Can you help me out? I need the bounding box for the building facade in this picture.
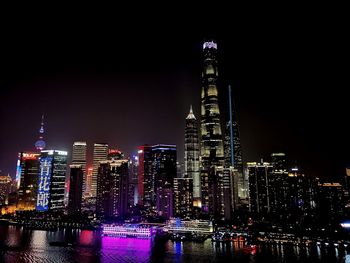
[137,145,153,207]
[247,161,274,215]
[71,142,87,196]
[152,144,177,219]
[16,152,40,211]
[96,159,129,219]
[184,106,200,207]
[36,150,68,211]
[200,40,225,217]
[92,143,109,199]
[174,177,193,218]
[68,164,84,214]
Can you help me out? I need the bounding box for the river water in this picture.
[0,225,349,262]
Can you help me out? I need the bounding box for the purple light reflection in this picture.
[101,236,152,262]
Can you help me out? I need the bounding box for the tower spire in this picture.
[35,114,46,151]
[186,105,196,120]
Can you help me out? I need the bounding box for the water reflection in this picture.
[0,225,349,263]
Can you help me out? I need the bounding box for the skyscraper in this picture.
[96,158,129,219]
[152,144,177,219]
[224,85,245,200]
[137,145,153,207]
[129,154,139,207]
[36,150,68,211]
[0,174,13,206]
[92,143,108,199]
[247,161,273,215]
[71,142,87,196]
[174,177,193,218]
[17,152,40,211]
[200,40,224,217]
[68,165,83,215]
[85,167,93,198]
[184,105,200,207]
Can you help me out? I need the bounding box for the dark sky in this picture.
[0,6,348,180]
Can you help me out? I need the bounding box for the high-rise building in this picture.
[16,152,40,211]
[247,161,274,215]
[92,143,108,199]
[184,106,200,207]
[152,144,177,219]
[85,167,93,198]
[200,40,225,217]
[285,167,318,225]
[0,174,13,206]
[68,165,83,214]
[128,154,139,207]
[96,159,129,219]
[174,177,193,218]
[36,150,68,211]
[224,85,245,201]
[71,142,87,196]
[137,145,153,207]
[317,182,345,227]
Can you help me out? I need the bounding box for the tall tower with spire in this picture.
[184,105,200,207]
[35,115,46,151]
[200,40,225,217]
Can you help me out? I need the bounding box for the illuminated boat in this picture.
[101,224,156,239]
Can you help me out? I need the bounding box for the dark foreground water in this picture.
[0,225,349,263]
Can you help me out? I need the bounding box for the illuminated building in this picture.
[108,149,124,160]
[129,154,139,206]
[92,143,109,199]
[268,153,289,217]
[36,150,68,211]
[102,224,156,238]
[68,164,83,214]
[200,40,225,217]
[152,144,176,219]
[184,106,200,207]
[224,85,245,202]
[174,177,193,218]
[71,142,87,196]
[96,158,129,219]
[247,161,273,214]
[137,145,152,207]
[285,167,318,224]
[0,174,12,206]
[221,167,239,220]
[17,152,40,211]
[317,182,345,226]
[85,167,93,198]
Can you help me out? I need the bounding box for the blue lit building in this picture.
[36,150,68,212]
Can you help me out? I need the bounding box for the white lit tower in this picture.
[200,40,225,218]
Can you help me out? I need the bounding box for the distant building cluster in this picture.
[1,40,349,230]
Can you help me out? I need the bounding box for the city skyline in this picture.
[0,11,348,181]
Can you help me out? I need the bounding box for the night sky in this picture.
[0,6,348,180]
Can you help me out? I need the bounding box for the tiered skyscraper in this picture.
[184,106,200,207]
[200,40,225,217]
